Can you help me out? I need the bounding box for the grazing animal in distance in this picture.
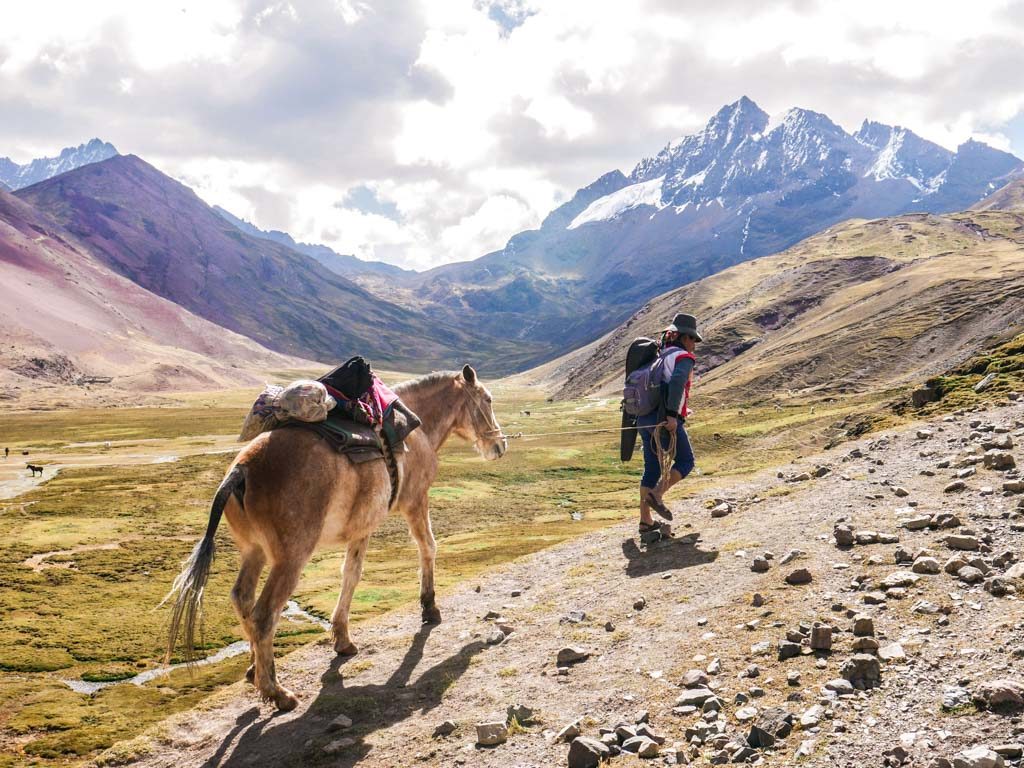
[27,464,43,477]
[164,365,507,711]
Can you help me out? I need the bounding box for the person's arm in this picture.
[663,355,694,419]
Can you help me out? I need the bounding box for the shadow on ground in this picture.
[620,533,718,578]
[203,625,486,767]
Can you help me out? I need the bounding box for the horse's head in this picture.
[454,364,507,461]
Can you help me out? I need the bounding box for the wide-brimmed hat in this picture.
[664,312,703,342]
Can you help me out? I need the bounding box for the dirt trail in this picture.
[112,402,1024,768]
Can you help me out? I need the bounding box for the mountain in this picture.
[417,97,1024,355]
[213,206,411,282]
[0,187,304,393]
[0,138,118,190]
[971,176,1024,213]
[14,155,544,373]
[527,204,1024,405]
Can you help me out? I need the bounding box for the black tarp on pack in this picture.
[620,337,660,462]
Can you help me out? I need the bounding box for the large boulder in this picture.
[983,450,1016,471]
[676,687,715,707]
[974,679,1024,712]
[1003,562,1024,588]
[840,654,881,690]
[476,721,509,746]
[953,746,1005,768]
[833,523,855,547]
[747,707,793,748]
[567,736,611,768]
[557,646,590,665]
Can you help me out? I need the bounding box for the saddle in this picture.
[277,360,421,508]
[278,401,417,464]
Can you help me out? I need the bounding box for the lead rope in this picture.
[495,422,668,440]
[654,423,677,498]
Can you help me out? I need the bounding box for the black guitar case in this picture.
[620,337,660,462]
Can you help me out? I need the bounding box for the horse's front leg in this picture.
[404,498,440,624]
[331,537,368,656]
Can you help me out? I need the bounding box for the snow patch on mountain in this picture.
[865,128,907,182]
[568,175,665,229]
[765,109,793,135]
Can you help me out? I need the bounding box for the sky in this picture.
[2,0,1024,270]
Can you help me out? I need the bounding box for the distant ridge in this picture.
[0,138,118,190]
[213,205,410,280]
[971,176,1024,213]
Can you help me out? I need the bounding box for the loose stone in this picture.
[557,646,590,666]
[785,568,813,585]
[475,721,509,746]
[567,736,611,768]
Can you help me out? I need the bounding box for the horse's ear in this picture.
[461,364,477,385]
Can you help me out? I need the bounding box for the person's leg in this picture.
[637,414,661,527]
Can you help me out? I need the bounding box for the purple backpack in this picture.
[622,342,669,417]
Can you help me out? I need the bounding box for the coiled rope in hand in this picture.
[654,423,677,497]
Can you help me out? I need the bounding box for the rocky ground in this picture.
[110,399,1024,768]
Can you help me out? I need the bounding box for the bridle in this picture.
[463,386,507,442]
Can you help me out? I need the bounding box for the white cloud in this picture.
[1,0,1023,270]
[439,194,536,262]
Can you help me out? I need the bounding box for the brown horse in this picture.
[164,365,507,711]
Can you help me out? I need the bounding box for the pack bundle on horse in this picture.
[163,362,506,711]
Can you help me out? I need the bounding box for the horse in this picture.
[26,464,43,477]
[164,365,507,711]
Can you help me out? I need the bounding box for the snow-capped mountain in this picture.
[0,138,118,190]
[417,97,1023,352]
[581,96,1019,228]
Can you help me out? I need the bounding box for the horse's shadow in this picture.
[621,532,718,578]
[203,625,485,768]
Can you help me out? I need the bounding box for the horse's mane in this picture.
[393,370,457,395]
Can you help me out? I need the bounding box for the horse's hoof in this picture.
[245,664,255,684]
[335,641,359,657]
[422,606,442,625]
[273,687,299,712]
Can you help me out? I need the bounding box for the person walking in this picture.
[637,313,701,534]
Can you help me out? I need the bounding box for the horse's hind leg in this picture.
[404,500,441,624]
[230,547,266,685]
[249,562,303,711]
[331,537,368,656]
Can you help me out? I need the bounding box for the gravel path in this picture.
[113,401,1024,768]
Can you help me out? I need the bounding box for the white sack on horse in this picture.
[238,380,337,441]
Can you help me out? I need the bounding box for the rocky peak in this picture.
[854,119,895,150]
[706,96,770,144]
[0,138,119,190]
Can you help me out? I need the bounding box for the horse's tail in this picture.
[161,465,246,664]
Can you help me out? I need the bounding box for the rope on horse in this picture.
[381,436,401,509]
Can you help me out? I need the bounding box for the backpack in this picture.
[319,356,373,400]
[622,338,669,417]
